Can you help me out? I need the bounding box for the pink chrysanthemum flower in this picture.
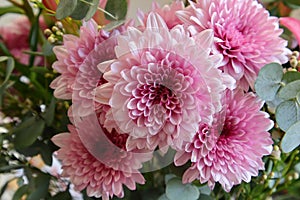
[50,19,123,100]
[95,13,235,152]
[137,0,185,29]
[174,89,273,192]
[52,124,148,200]
[177,0,290,90]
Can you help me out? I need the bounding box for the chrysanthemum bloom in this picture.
[174,89,273,192]
[177,0,290,90]
[95,13,235,152]
[137,0,185,29]
[50,20,115,100]
[52,124,149,199]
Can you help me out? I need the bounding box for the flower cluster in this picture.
[51,0,289,199]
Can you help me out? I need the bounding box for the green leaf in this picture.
[29,11,41,67]
[42,41,54,57]
[27,173,50,200]
[278,80,300,101]
[281,121,300,153]
[282,71,300,84]
[40,144,53,166]
[43,97,56,126]
[85,0,100,21]
[0,6,24,16]
[165,174,176,184]
[69,0,93,20]
[199,194,214,200]
[13,116,45,149]
[12,185,29,200]
[55,0,78,20]
[0,164,25,173]
[103,20,125,31]
[285,0,300,8]
[275,100,300,132]
[0,56,15,107]
[166,178,200,200]
[104,0,128,21]
[49,191,72,200]
[254,63,283,101]
[158,194,170,200]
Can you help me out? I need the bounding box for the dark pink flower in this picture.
[0,15,46,65]
[177,0,290,90]
[175,89,273,192]
[280,17,300,49]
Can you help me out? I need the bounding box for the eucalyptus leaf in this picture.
[103,20,125,31]
[254,63,283,101]
[278,80,300,101]
[104,0,127,21]
[158,194,170,200]
[13,116,45,149]
[199,194,214,200]
[275,100,300,132]
[166,178,200,200]
[281,121,300,153]
[282,71,300,84]
[165,174,176,184]
[70,0,93,20]
[55,0,78,20]
[85,0,100,21]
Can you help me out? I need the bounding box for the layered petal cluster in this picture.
[177,0,290,89]
[95,13,234,152]
[137,0,185,29]
[50,20,118,100]
[52,125,147,200]
[175,89,273,192]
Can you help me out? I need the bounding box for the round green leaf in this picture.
[105,0,128,20]
[278,80,300,100]
[275,100,300,131]
[158,194,170,200]
[166,178,200,200]
[55,0,77,20]
[254,63,283,101]
[281,121,300,153]
[282,71,300,84]
[70,0,92,20]
[84,0,100,21]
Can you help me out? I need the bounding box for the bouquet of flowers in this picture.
[1,0,300,199]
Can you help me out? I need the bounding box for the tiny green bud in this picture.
[290,58,298,68]
[52,26,59,32]
[294,172,299,180]
[292,51,300,58]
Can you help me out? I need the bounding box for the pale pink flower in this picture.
[0,15,46,65]
[174,89,273,192]
[50,20,114,99]
[177,0,290,90]
[137,0,185,29]
[52,124,148,200]
[95,13,235,152]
